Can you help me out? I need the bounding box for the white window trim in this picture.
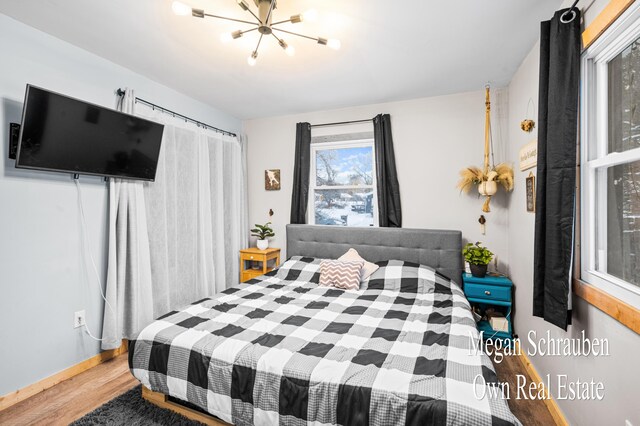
[308,138,379,227]
[581,1,640,309]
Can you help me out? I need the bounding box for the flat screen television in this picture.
[16,85,164,181]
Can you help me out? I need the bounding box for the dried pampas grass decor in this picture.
[457,86,514,213]
[457,167,484,193]
[520,98,536,132]
[520,119,535,132]
[494,163,514,191]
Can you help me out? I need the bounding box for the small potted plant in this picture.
[462,242,494,278]
[251,222,275,250]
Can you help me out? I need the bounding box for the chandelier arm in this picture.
[240,27,259,35]
[271,32,285,44]
[265,0,276,24]
[271,27,319,42]
[255,32,265,54]
[271,18,293,25]
[203,13,259,26]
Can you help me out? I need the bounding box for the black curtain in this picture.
[373,114,402,227]
[290,122,312,224]
[533,8,581,330]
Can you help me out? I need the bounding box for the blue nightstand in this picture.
[462,273,514,344]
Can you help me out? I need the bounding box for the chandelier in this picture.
[171,0,341,66]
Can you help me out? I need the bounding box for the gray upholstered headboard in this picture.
[286,224,463,283]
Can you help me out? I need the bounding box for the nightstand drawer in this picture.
[241,270,264,282]
[464,283,510,302]
[241,253,260,262]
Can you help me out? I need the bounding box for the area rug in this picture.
[71,386,204,426]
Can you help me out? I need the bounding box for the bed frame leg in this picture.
[141,386,232,426]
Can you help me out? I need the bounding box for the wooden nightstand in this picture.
[462,273,514,345]
[240,247,281,283]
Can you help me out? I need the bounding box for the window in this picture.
[308,140,378,226]
[581,3,640,308]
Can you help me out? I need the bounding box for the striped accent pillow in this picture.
[319,260,364,290]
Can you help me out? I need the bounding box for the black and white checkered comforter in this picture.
[129,257,520,426]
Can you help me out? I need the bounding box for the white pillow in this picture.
[319,260,364,291]
[338,248,379,281]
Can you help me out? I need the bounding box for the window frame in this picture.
[308,138,379,227]
[580,1,640,310]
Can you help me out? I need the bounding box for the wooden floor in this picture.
[491,353,557,426]
[0,355,138,426]
[0,352,556,425]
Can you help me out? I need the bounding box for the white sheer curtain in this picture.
[102,90,248,349]
[137,106,248,309]
[102,89,154,350]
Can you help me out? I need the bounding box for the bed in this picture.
[129,225,520,425]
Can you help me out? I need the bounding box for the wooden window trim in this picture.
[575,0,640,335]
[573,279,640,334]
[582,0,635,49]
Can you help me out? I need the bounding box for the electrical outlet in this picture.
[74,310,86,329]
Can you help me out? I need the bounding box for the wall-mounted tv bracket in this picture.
[71,174,108,182]
[9,123,20,159]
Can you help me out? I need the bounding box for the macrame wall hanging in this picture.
[457,85,514,212]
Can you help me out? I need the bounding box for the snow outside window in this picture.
[308,139,379,227]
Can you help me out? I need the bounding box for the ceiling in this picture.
[0,0,561,119]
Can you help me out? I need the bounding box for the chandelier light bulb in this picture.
[171,1,191,16]
[302,9,318,22]
[327,39,341,50]
[222,30,243,43]
[248,51,258,66]
[279,39,294,56]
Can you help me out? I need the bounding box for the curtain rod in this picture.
[310,118,374,128]
[560,0,580,22]
[115,89,237,137]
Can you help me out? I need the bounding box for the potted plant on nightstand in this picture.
[251,222,275,250]
[462,242,494,278]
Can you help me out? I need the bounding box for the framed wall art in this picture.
[265,169,281,190]
[526,172,535,213]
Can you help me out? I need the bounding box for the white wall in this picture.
[0,14,240,395]
[244,90,511,270]
[506,23,640,426]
